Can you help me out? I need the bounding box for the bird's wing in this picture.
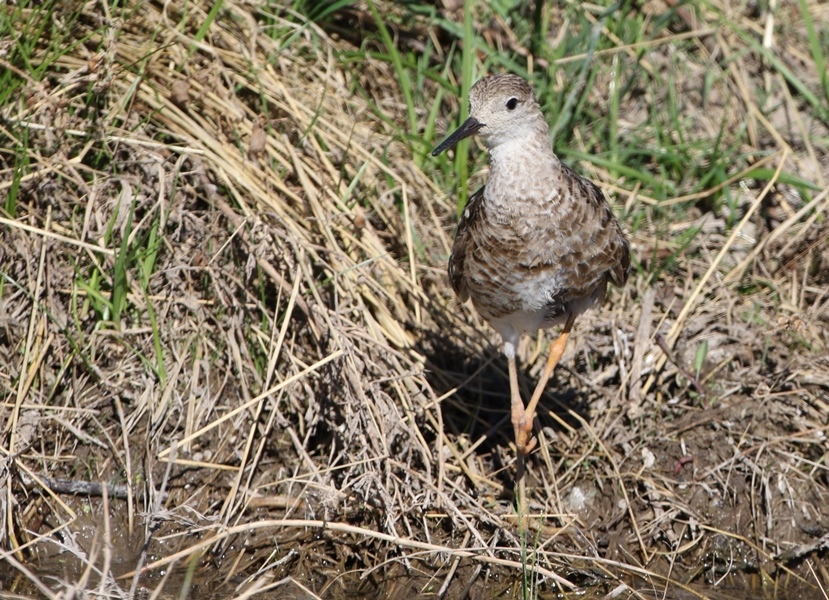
[560,164,631,290]
[448,185,486,303]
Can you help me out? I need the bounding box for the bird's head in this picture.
[432,74,545,156]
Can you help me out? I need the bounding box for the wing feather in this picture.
[448,186,486,303]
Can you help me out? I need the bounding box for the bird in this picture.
[432,74,630,466]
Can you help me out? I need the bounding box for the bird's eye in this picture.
[506,97,519,110]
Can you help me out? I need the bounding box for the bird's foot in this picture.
[515,413,537,456]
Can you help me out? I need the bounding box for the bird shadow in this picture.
[415,309,592,494]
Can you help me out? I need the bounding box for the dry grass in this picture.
[1,0,828,598]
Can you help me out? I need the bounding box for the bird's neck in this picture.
[485,137,562,211]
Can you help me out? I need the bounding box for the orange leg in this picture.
[516,313,576,455]
[507,352,524,458]
[507,351,529,529]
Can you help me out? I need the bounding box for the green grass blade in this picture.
[111,198,136,327]
[194,0,223,42]
[366,0,417,136]
[734,27,829,123]
[743,168,821,190]
[455,0,476,214]
[797,0,829,105]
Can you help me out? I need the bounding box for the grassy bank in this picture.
[1,0,827,598]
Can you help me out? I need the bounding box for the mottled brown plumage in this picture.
[433,74,629,460]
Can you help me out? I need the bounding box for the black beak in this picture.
[431,116,483,156]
